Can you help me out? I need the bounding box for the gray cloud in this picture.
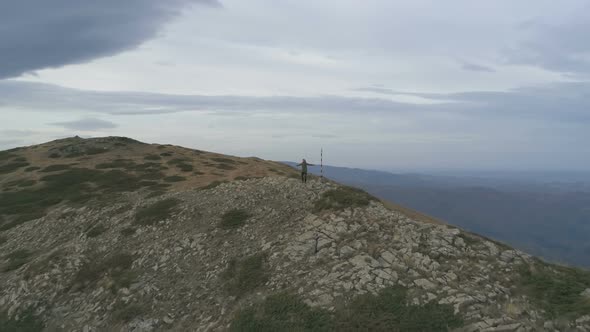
[0,81,424,115]
[0,129,37,137]
[0,0,219,79]
[461,62,495,73]
[51,118,118,131]
[507,7,590,76]
[2,80,590,125]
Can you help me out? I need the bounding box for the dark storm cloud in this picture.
[0,0,220,79]
[51,118,118,131]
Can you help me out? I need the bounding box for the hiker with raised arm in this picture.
[297,158,315,183]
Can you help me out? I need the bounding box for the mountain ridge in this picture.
[1,137,590,331]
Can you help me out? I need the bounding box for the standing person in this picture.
[297,158,315,183]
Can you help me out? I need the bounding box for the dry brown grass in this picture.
[0,137,299,195]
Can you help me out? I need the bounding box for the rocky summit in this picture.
[1,137,590,331]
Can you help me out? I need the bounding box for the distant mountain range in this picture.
[284,162,590,268]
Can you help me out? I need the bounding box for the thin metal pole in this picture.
[320,148,323,180]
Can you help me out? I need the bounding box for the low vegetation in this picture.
[114,303,146,322]
[40,164,72,172]
[95,159,137,169]
[4,179,37,189]
[313,186,376,212]
[0,168,155,231]
[223,253,268,297]
[211,157,236,164]
[143,154,161,161]
[231,286,463,331]
[215,163,237,171]
[230,292,332,332]
[165,158,194,172]
[24,166,40,172]
[0,161,30,174]
[220,209,251,229]
[0,151,16,161]
[518,261,590,318]
[86,224,107,238]
[73,252,136,293]
[201,180,227,190]
[0,235,6,245]
[3,249,33,272]
[0,213,45,231]
[164,175,186,182]
[0,307,44,332]
[120,227,136,237]
[134,198,181,226]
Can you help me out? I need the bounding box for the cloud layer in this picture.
[51,118,118,131]
[0,0,219,79]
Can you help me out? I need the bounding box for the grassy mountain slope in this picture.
[1,137,589,331]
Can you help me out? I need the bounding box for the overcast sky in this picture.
[1,0,589,171]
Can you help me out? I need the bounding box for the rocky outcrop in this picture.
[1,176,589,331]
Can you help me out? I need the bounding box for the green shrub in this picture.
[86,147,108,155]
[160,152,173,157]
[313,186,375,212]
[0,167,154,230]
[3,249,33,272]
[48,153,61,158]
[0,307,44,332]
[133,162,165,171]
[40,164,71,172]
[143,154,161,161]
[0,213,45,231]
[146,190,166,198]
[518,261,590,318]
[334,286,463,331]
[0,161,30,174]
[201,180,227,190]
[134,198,181,226]
[223,253,268,297]
[231,287,463,332]
[73,252,135,292]
[0,151,16,161]
[120,227,136,237]
[211,157,236,164]
[4,179,36,188]
[95,159,137,169]
[86,224,107,238]
[138,171,166,181]
[164,175,186,182]
[114,303,145,322]
[231,292,332,332]
[215,164,236,171]
[166,158,190,165]
[0,236,6,245]
[24,166,40,172]
[176,163,193,172]
[220,209,251,229]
